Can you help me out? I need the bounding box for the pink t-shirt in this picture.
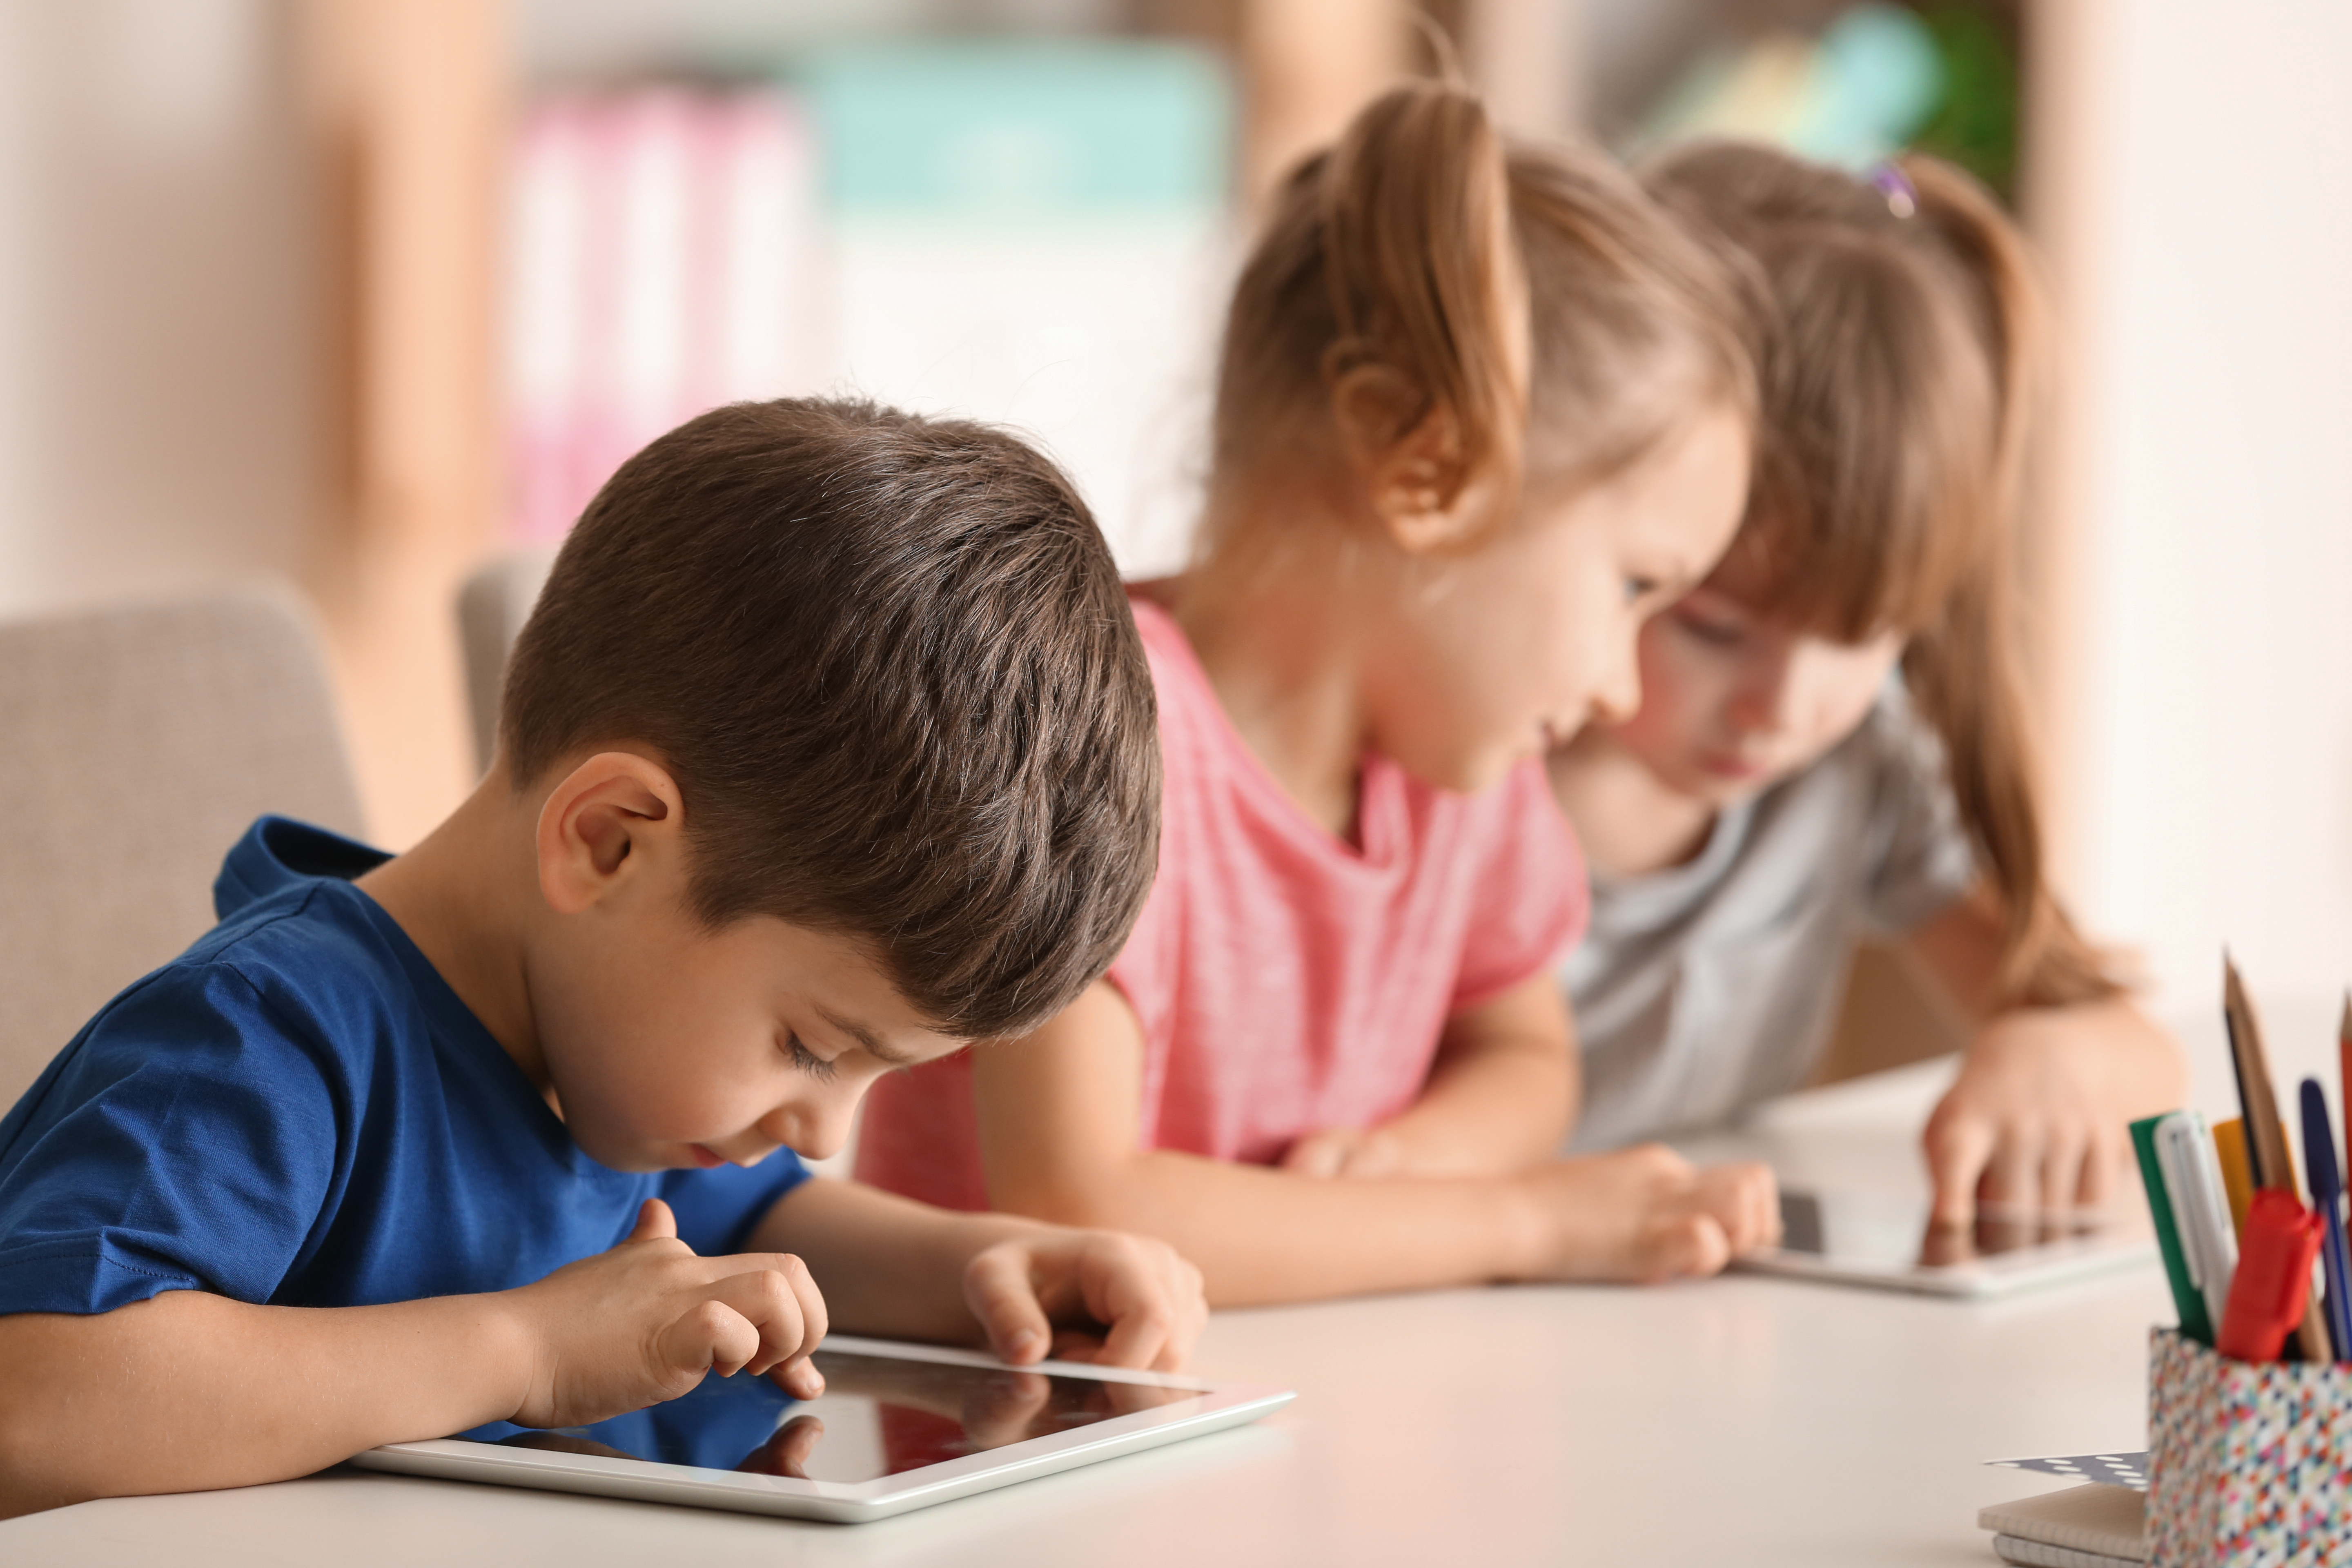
[854,595,1588,1211]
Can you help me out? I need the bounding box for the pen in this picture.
[2339,991,2350,1198]
[2133,1113,2213,1345]
[2301,1079,2352,1362]
[2212,1118,2254,1241]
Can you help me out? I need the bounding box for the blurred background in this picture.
[0,0,2343,1038]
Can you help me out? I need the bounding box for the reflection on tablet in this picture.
[455,1350,1194,1484]
[1772,1187,2144,1280]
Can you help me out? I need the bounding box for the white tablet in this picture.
[352,1335,1293,1523]
[1736,1188,2156,1298]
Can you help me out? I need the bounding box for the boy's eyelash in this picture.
[782,1033,836,1080]
[1624,576,1660,604]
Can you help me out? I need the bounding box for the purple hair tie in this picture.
[1869,161,1918,218]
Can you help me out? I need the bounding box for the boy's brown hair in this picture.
[501,398,1161,1040]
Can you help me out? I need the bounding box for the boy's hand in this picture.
[1510,1146,1780,1284]
[502,1198,829,1430]
[962,1228,1206,1372]
[1922,998,2189,1222]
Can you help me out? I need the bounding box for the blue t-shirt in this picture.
[0,817,809,1317]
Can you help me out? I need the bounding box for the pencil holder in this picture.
[2147,1327,2352,1566]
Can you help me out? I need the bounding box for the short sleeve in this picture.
[1856,690,1980,937]
[1448,761,1590,1013]
[658,1154,812,1258]
[0,965,343,1316]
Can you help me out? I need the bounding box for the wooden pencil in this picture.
[2225,956,2294,1192]
[2223,955,2333,1363]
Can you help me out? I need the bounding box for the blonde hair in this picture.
[1201,82,1754,562]
[1642,140,2118,1007]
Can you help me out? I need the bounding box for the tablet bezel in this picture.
[349,1334,1294,1523]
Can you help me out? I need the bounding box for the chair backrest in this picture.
[0,584,365,1109]
[456,548,558,774]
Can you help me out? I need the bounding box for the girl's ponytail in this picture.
[1313,83,1526,506]
[1207,87,1750,559]
[1899,156,2116,1007]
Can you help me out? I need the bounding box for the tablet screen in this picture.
[1777,1188,2127,1271]
[452,1350,1195,1484]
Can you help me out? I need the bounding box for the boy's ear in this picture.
[1329,365,1485,555]
[535,752,686,916]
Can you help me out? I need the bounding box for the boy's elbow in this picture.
[0,1325,92,1517]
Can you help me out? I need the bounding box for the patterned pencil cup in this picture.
[2149,1327,2352,1565]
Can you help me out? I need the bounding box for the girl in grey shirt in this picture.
[1548,143,2185,1221]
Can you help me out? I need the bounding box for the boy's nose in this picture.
[762,1095,856,1163]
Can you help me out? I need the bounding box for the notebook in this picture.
[1979,1484,2146,1564]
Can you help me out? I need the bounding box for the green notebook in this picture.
[2131,1112,2212,1345]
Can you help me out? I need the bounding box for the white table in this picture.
[1,1061,2165,1566]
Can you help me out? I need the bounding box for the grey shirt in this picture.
[1561,686,1978,1151]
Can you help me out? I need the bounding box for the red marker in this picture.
[2217,1188,2323,1363]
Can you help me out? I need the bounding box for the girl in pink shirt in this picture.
[859,82,1778,1303]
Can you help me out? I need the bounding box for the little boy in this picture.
[0,399,1197,1517]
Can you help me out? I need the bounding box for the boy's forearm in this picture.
[751,1176,1041,1347]
[0,1290,532,1517]
[993,1151,1544,1307]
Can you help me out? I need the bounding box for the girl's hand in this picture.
[1921,998,2189,1222]
[1510,1145,1780,1284]
[1281,1124,1408,1179]
[501,1198,829,1430]
[961,1227,1206,1372]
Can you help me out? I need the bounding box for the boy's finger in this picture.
[628,1197,679,1244]
[1089,1262,1174,1369]
[773,1356,826,1401]
[704,1265,813,1376]
[964,1247,1052,1365]
[661,1297,760,1380]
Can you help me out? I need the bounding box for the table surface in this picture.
[3,1060,2167,1568]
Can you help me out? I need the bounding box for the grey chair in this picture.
[456,547,559,775]
[0,584,365,1110]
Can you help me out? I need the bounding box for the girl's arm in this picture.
[969,981,1779,1306]
[1905,887,2188,1221]
[1280,974,1577,1178]
[747,1176,1205,1371]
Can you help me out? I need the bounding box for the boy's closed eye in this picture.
[780,1032,837,1080]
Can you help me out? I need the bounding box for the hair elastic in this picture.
[1868,161,1918,218]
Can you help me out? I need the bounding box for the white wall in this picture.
[2037,0,2352,1040]
[0,0,316,620]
